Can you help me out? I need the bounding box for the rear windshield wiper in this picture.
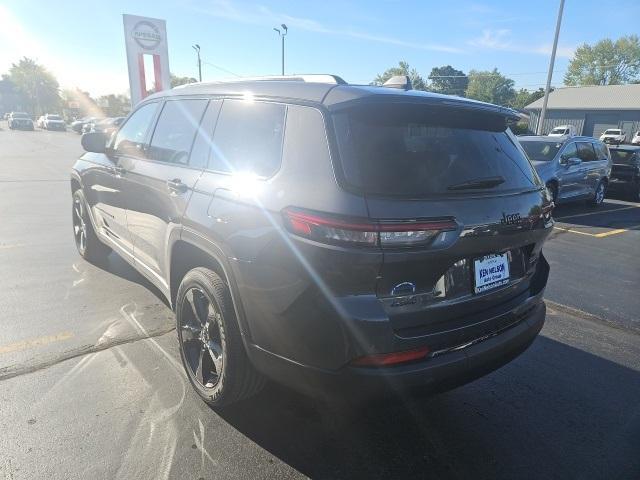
[447,176,505,191]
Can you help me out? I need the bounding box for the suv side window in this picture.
[577,142,596,162]
[209,100,286,177]
[560,142,578,163]
[148,99,209,165]
[113,102,158,157]
[593,141,609,160]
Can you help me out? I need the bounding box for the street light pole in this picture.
[537,0,565,135]
[192,44,202,82]
[273,24,288,75]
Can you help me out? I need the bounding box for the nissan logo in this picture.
[131,21,162,50]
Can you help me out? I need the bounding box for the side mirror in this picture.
[81,132,108,153]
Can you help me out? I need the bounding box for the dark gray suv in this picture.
[72,75,553,406]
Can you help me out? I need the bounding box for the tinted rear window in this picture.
[333,104,540,197]
[611,150,638,164]
[520,140,562,162]
[209,100,286,177]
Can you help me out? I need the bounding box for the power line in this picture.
[200,60,241,78]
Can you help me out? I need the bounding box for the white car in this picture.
[600,129,626,145]
[548,125,576,137]
[42,114,66,131]
[631,131,640,145]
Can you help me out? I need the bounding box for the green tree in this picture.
[97,94,131,117]
[564,35,640,86]
[170,74,198,88]
[372,61,428,91]
[465,68,515,106]
[8,57,61,115]
[0,75,24,113]
[428,65,468,96]
[510,87,546,110]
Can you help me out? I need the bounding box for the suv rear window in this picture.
[610,150,638,164]
[333,104,540,197]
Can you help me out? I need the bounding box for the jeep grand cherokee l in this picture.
[72,75,553,406]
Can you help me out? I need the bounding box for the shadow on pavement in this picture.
[553,199,640,230]
[216,336,640,479]
[92,251,172,309]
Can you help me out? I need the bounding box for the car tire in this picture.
[72,189,111,265]
[176,267,265,408]
[589,181,606,207]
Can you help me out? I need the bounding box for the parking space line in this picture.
[555,205,639,220]
[0,332,74,355]
[594,228,628,238]
[554,226,598,237]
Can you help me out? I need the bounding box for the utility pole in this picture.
[273,24,288,75]
[192,44,202,82]
[537,0,565,135]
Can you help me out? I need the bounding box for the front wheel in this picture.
[589,181,606,207]
[176,268,264,407]
[72,189,111,264]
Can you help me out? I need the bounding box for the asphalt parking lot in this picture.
[1,128,639,480]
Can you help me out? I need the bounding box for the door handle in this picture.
[167,178,188,194]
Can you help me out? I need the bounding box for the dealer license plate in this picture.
[474,253,510,294]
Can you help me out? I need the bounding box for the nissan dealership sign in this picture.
[123,14,170,106]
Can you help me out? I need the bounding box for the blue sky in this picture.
[2,0,640,96]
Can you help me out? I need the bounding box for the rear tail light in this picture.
[283,208,457,248]
[351,346,430,367]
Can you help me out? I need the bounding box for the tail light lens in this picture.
[283,208,457,248]
[351,346,430,367]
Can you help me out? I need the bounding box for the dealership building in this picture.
[525,84,640,138]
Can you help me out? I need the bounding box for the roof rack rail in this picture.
[174,74,347,89]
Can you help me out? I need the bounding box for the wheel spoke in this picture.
[180,323,201,342]
[194,347,205,385]
[74,204,82,220]
[205,340,223,375]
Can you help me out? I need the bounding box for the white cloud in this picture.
[469,28,574,58]
[194,0,464,54]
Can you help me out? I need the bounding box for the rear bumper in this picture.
[247,299,545,398]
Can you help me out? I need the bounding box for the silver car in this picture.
[519,136,612,207]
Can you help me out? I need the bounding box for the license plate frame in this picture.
[473,253,510,294]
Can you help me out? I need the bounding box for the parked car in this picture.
[72,75,553,406]
[71,117,97,134]
[37,114,66,131]
[518,135,612,206]
[631,131,640,145]
[600,129,626,145]
[83,117,124,135]
[607,145,640,201]
[7,112,34,131]
[94,116,125,136]
[548,125,576,137]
